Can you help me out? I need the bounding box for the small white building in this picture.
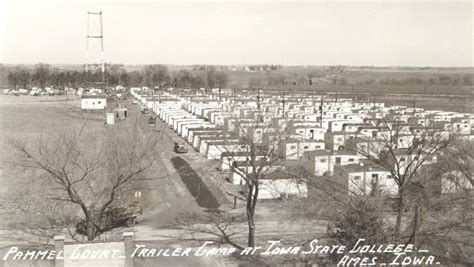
[280,138,325,160]
[303,150,359,176]
[231,163,307,199]
[81,95,106,110]
[333,163,398,196]
[106,113,115,125]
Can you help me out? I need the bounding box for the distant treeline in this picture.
[0,64,229,90]
[357,75,473,86]
[249,69,474,88]
[306,69,474,86]
[192,64,283,72]
[1,63,472,90]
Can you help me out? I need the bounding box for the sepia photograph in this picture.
[0,0,473,266]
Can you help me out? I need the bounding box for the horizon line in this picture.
[1,62,473,69]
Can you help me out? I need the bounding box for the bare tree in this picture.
[142,64,169,88]
[329,117,474,265]
[33,63,50,89]
[7,71,19,89]
[411,138,474,265]
[206,66,218,90]
[215,71,229,90]
[225,117,300,247]
[348,118,450,235]
[7,119,161,241]
[438,137,474,189]
[286,138,472,265]
[177,114,303,249]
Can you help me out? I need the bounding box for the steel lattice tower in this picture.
[86,10,105,85]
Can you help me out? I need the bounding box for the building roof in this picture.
[221,151,266,158]
[207,140,245,145]
[198,134,235,140]
[192,130,225,135]
[81,95,107,99]
[187,127,220,131]
[335,163,387,173]
[325,131,346,136]
[304,149,357,157]
[342,123,373,128]
[284,138,325,144]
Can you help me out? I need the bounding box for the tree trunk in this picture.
[86,220,97,241]
[246,184,257,248]
[395,189,404,235]
[412,205,420,247]
[247,211,255,248]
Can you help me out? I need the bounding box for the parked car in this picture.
[148,116,156,124]
[9,90,19,96]
[174,142,188,153]
[141,107,150,114]
[75,204,142,235]
[132,99,138,105]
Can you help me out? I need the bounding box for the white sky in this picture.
[0,0,473,66]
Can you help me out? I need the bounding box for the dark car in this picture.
[148,116,156,124]
[174,142,188,153]
[76,204,142,235]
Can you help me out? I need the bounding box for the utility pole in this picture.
[372,94,376,112]
[319,96,324,128]
[257,87,261,111]
[282,92,286,118]
[412,97,416,118]
[86,10,105,87]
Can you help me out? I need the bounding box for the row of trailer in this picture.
[129,90,309,200]
[129,91,246,161]
[158,105,250,161]
[157,102,307,199]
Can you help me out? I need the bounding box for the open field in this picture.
[224,68,474,113]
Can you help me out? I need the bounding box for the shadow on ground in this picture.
[171,156,220,209]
